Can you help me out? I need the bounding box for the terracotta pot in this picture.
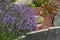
[36,16,45,30]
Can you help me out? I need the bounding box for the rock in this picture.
[53,11,60,26]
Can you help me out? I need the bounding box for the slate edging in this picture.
[19,26,60,40]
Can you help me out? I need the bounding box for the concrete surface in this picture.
[19,26,60,40]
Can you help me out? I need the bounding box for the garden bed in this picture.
[0,0,60,40]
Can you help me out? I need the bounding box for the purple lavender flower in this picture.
[0,1,38,39]
[8,28,12,32]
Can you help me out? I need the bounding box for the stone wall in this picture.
[19,26,60,40]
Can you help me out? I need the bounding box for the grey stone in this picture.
[19,27,60,40]
[47,27,60,40]
[54,11,60,26]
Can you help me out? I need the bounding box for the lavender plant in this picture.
[0,0,38,40]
